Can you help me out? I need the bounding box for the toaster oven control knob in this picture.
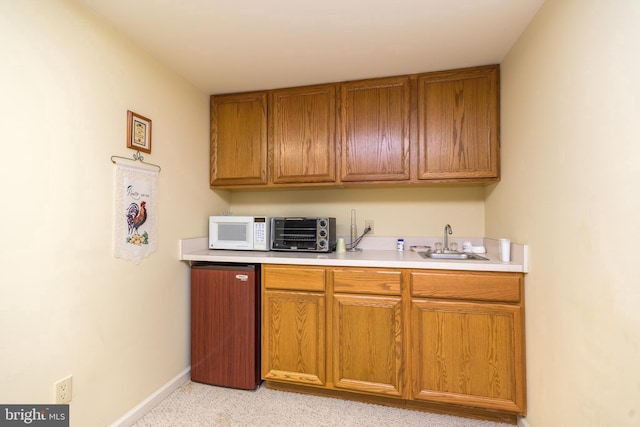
[318,239,327,249]
[318,218,328,228]
[318,229,328,238]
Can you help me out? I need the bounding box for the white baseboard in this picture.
[110,367,191,427]
[518,416,532,427]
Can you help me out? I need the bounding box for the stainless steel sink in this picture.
[418,251,489,261]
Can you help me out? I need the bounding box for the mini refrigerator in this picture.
[190,262,261,389]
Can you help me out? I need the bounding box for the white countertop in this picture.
[179,237,528,273]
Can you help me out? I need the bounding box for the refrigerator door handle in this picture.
[235,274,249,281]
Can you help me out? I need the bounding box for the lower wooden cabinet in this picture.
[261,265,526,422]
[331,268,404,397]
[261,265,326,386]
[410,271,526,414]
[411,300,524,412]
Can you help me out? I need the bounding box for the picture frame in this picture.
[127,110,152,154]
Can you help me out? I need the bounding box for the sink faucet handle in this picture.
[444,224,453,251]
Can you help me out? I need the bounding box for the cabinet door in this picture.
[211,92,268,187]
[340,76,410,182]
[262,290,326,386]
[270,85,336,184]
[411,299,525,413]
[417,65,499,181]
[332,294,404,397]
[262,265,326,387]
[331,268,404,397]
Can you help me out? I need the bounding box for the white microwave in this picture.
[209,216,271,251]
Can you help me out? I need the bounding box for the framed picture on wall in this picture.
[127,110,152,154]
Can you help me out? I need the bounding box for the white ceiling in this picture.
[77,0,545,94]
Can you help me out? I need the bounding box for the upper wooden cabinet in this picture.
[270,85,337,185]
[210,92,267,187]
[210,65,500,189]
[416,65,500,181]
[340,76,411,183]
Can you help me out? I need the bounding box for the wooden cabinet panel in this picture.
[262,265,326,292]
[411,270,521,302]
[332,293,404,397]
[211,92,268,186]
[262,290,326,386]
[340,76,410,182]
[417,65,499,180]
[411,299,525,413]
[333,268,402,295]
[271,85,336,184]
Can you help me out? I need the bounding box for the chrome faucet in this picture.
[444,224,453,252]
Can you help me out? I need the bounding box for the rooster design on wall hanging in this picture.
[126,200,148,245]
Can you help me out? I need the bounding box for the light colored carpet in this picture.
[131,381,511,427]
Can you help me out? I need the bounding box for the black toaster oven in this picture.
[270,217,336,252]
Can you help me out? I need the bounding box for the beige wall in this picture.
[487,1,640,426]
[5,0,638,426]
[229,187,486,238]
[0,1,228,425]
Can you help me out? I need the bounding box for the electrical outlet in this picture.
[364,220,374,234]
[55,376,72,404]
